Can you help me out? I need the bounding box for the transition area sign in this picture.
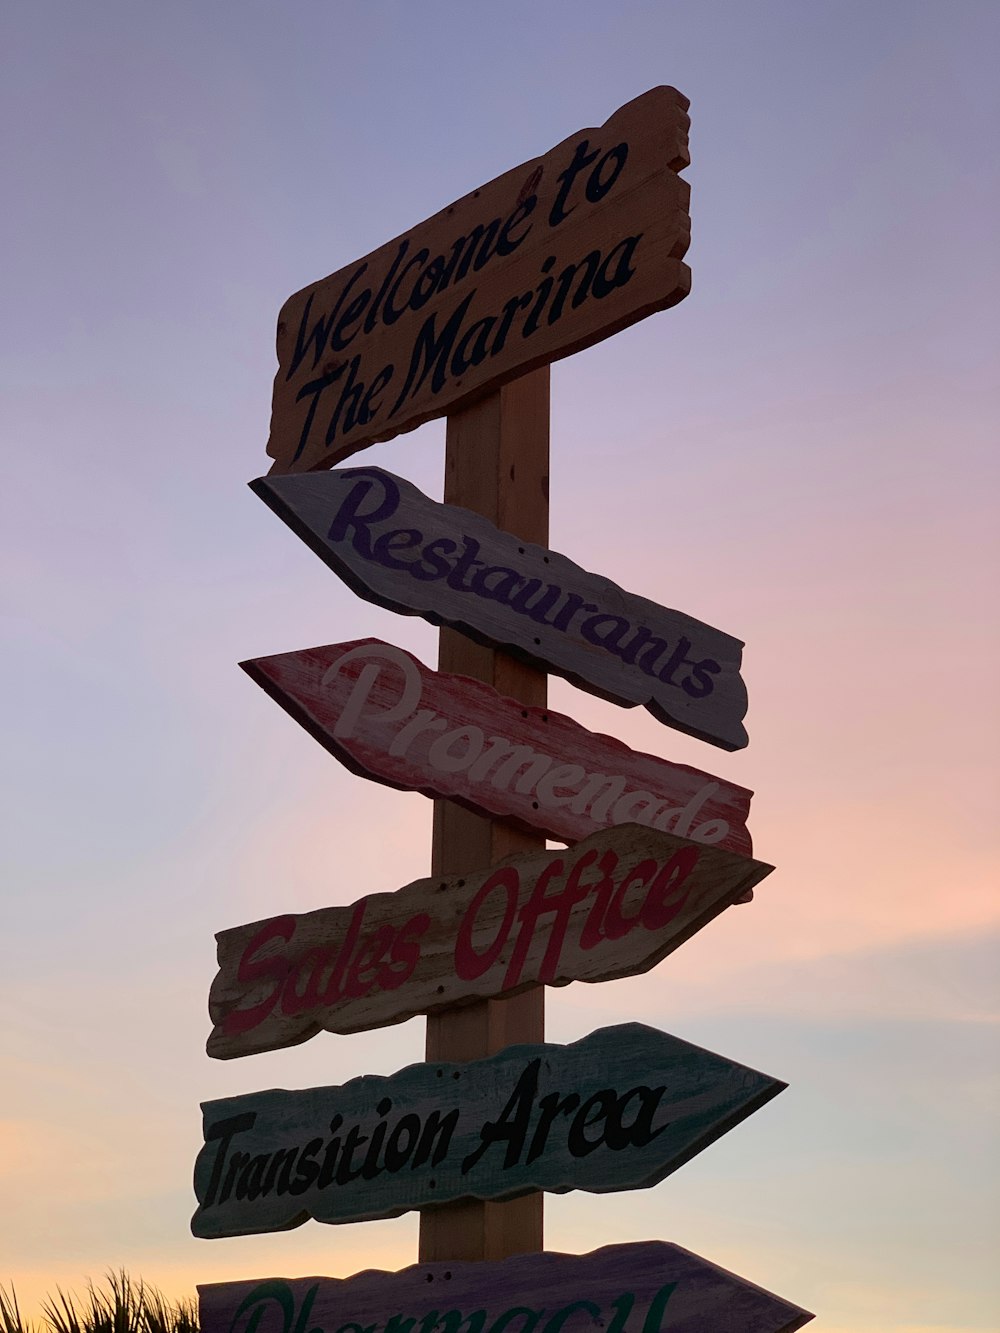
[266,87,691,473]
[191,1023,783,1238]
[207,824,772,1060]
[251,466,748,750]
[199,1242,813,1333]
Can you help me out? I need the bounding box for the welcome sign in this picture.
[199,1242,813,1333]
[191,1023,783,1237]
[240,639,754,854]
[251,466,749,750]
[266,87,691,473]
[207,824,773,1060]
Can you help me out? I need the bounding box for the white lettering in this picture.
[428,724,486,773]
[322,643,422,740]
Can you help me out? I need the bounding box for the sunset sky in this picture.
[2,3,998,1331]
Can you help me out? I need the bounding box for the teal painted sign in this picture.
[191,1023,784,1238]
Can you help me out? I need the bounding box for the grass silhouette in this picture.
[0,1274,196,1333]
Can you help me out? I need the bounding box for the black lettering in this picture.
[522,257,557,336]
[236,1153,271,1201]
[390,292,476,414]
[364,241,409,334]
[384,249,431,325]
[496,196,537,255]
[330,288,372,352]
[546,251,601,326]
[524,1090,580,1165]
[490,290,534,358]
[585,144,628,202]
[361,1098,393,1181]
[202,1112,256,1207]
[289,1137,323,1195]
[656,636,693,685]
[384,1113,421,1171]
[445,536,485,591]
[608,1085,670,1149]
[579,614,632,652]
[411,255,446,310]
[335,1123,370,1185]
[413,1107,460,1168]
[359,364,394,425]
[567,1090,616,1157]
[287,265,368,380]
[640,1283,677,1333]
[471,565,525,603]
[542,1303,601,1333]
[451,316,497,376]
[550,594,599,633]
[317,1114,343,1189]
[549,139,600,226]
[261,1146,298,1196]
[462,1058,539,1173]
[591,235,640,299]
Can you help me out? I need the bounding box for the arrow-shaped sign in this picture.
[199,1241,813,1333]
[250,466,748,751]
[240,638,754,856]
[207,823,772,1060]
[191,1023,784,1238]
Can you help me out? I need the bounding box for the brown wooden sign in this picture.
[267,87,691,473]
[207,823,772,1060]
[199,1241,813,1333]
[251,466,749,750]
[240,638,754,855]
[191,1023,784,1237]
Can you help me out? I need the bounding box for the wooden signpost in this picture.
[208,824,772,1059]
[194,87,813,1329]
[266,88,691,473]
[191,1022,784,1238]
[251,466,749,751]
[241,638,754,855]
[199,1242,813,1333]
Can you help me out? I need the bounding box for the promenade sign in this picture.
[207,824,772,1060]
[266,87,691,473]
[191,1023,783,1238]
[251,466,748,750]
[240,639,754,855]
[199,1242,813,1333]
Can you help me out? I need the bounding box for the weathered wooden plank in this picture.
[207,824,772,1060]
[190,1022,784,1238]
[199,1241,813,1333]
[250,466,748,751]
[239,638,754,855]
[266,87,691,473]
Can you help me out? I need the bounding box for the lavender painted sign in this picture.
[251,466,748,750]
[199,1242,813,1333]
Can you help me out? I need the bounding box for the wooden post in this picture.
[419,367,549,1262]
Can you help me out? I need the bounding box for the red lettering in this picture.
[602,859,658,940]
[378,912,431,991]
[640,847,700,929]
[280,944,339,1016]
[454,867,520,981]
[578,850,619,949]
[344,924,396,998]
[223,917,295,1036]
[319,896,368,1003]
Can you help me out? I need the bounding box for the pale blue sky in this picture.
[2,3,998,1329]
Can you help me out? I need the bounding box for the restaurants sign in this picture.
[251,466,748,750]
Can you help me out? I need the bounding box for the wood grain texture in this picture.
[422,372,548,1261]
[198,1241,813,1333]
[250,465,748,751]
[239,638,754,855]
[190,1022,784,1238]
[207,824,772,1060]
[266,87,691,473]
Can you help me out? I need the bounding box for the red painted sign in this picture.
[241,638,753,855]
[207,823,772,1059]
